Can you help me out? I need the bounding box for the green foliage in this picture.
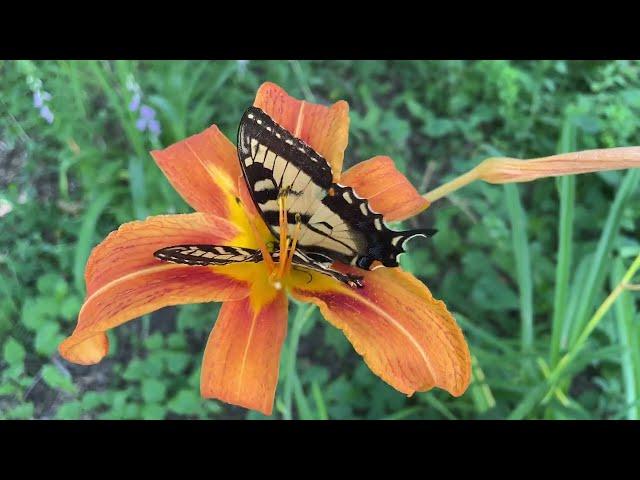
[1,60,639,419]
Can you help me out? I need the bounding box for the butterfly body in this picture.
[154,106,436,288]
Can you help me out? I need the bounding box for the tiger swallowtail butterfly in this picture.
[154,106,436,288]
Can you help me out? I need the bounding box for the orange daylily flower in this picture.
[60,82,471,415]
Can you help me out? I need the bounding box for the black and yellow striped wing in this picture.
[154,244,363,287]
[237,106,435,270]
[154,245,262,266]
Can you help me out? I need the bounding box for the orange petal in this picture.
[253,82,350,180]
[201,290,288,415]
[62,332,109,365]
[340,156,429,222]
[151,125,241,217]
[60,213,251,365]
[290,266,471,397]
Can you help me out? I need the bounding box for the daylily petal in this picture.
[340,156,429,222]
[290,266,471,397]
[201,289,288,415]
[61,332,109,365]
[60,213,251,365]
[253,82,350,179]
[151,125,241,218]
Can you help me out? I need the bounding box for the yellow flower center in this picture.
[243,189,302,291]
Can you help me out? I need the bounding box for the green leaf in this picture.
[0,383,17,396]
[141,378,166,403]
[37,273,68,298]
[166,333,187,349]
[6,402,34,419]
[168,390,203,416]
[163,351,191,375]
[142,403,167,420]
[42,364,77,394]
[123,359,145,381]
[21,297,55,330]
[143,332,164,350]
[3,337,26,365]
[60,295,82,321]
[56,401,83,420]
[82,391,107,410]
[34,321,64,356]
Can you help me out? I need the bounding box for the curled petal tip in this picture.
[59,332,109,365]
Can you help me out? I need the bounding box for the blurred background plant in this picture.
[0,60,639,420]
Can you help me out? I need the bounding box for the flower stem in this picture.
[422,166,482,203]
[282,302,316,420]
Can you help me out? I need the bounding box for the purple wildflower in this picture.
[33,88,54,124]
[40,106,54,124]
[129,93,141,112]
[33,91,43,108]
[135,104,161,135]
[33,90,51,108]
[148,119,161,136]
[140,105,155,120]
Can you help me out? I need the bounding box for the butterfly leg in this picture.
[291,264,364,289]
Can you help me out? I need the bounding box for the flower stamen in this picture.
[278,192,289,270]
[269,189,302,289]
[284,214,302,275]
[242,200,276,272]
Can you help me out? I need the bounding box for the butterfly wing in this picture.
[238,106,435,270]
[154,245,262,266]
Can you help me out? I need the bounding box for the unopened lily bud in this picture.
[477,147,640,184]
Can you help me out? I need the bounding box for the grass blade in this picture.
[512,252,640,419]
[383,406,424,420]
[73,191,113,294]
[128,155,148,219]
[550,117,576,366]
[566,169,640,347]
[311,381,329,420]
[611,256,640,419]
[504,183,534,355]
[292,374,314,420]
[469,354,496,414]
